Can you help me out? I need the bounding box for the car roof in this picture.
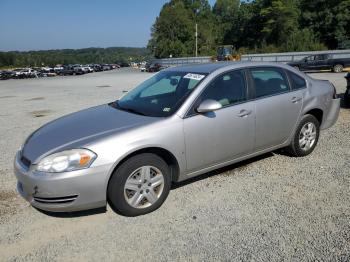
[164,61,294,74]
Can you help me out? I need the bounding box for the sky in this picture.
[0,0,216,52]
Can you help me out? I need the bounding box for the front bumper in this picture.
[14,151,110,212]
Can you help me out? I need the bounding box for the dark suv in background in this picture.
[0,70,15,80]
[288,53,350,73]
[146,63,164,72]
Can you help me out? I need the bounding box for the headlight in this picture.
[36,149,97,173]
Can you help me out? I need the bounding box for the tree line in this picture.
[0,47,151,68]
[1,0,349,67]
[148,0,350,58]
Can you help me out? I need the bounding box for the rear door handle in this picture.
[291,97,302,103]
[237,109,252,117]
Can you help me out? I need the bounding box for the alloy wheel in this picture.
[334,65,343,73]
[123,166,164,209]
[299,122,317,151]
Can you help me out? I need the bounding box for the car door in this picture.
[248,67,303,151]
[304,55,316,70]
[183,69,255,173]
[314,54,329,70]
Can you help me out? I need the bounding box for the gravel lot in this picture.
[0,68,349,261]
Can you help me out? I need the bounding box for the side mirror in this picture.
[196,99,222,113]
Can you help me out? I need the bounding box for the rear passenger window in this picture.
[250,68,289,98]
[288,71,307,90]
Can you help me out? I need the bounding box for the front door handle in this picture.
[237,109,252,117]
[291,97,302,103]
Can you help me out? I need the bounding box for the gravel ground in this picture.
[0,68,349,261]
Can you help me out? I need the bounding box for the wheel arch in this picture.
[304,108,323,125]
[106,147,181,193]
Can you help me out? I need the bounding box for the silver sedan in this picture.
[14,62,340,216]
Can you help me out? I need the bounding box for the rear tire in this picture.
[333,64,343,73]
[345,88,350,105]
[107,153,171,216]
[285,114,320,157]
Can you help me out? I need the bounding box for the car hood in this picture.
[21,104,158,163]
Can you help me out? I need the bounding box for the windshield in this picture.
[218,47,232,56]
[116,71,207,117]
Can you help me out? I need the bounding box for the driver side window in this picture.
[306,56,315,62]
[189,70,247,115]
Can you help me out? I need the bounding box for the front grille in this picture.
[33,195,78,204]
[20,155,31,168]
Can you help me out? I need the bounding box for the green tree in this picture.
[260,0,299,46]
[300,0,350,49]
[213,0,241,45]
[0,47,151,68]
[148,0,216,58]
[282,29,327,51]
[148,1,192,58]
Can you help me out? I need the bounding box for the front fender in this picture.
[86,117,186,193]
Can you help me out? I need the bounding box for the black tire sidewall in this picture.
[107,153,171,216]
[345,88,350,104]
[291,114,320,157]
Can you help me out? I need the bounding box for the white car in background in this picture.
[140,65,146,72]
[54,66,64,72]
[82,66,94,73]
[13,68,37,78]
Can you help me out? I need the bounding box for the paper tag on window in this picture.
[163,107,171,112]
[184,73,205,81]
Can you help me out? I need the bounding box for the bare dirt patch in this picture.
[30,109,52,118]
[0,96,16,99]
[0,190,19,218]
[26,97,45,101]
[0,190,16,202]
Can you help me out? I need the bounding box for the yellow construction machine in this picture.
[212,45,241,62]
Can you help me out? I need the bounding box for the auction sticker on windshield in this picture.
[184,73,205,81]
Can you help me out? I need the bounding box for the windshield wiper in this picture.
[121,107,146,116]
[108,101,147,116]
[109,101,146,116]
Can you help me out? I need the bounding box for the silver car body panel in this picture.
[22,104,161,164]
[14,62,340,212]
[183,101,255,173]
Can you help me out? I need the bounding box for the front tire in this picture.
[107,153,171,216]
[285,114,320,157]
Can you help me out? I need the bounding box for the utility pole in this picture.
[195,23,198,57]
[193,5,199,57]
